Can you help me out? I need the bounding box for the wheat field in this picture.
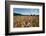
[13,16,39,27]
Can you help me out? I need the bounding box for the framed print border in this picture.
[5,1,45,35]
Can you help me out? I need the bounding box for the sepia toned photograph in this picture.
[13,8,39,27]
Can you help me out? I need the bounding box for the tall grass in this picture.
[13,16,39,27]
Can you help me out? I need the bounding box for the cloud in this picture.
[13,8,39,15]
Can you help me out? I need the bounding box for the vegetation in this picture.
[13,15,39,27]
[13,13,22,16]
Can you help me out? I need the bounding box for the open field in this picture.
[13,16,39,27]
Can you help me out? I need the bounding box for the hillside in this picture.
[13,13,39,16]
[13,13,22,16]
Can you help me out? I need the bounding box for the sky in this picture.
[13,8,39,15]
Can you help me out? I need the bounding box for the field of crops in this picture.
[13,16,39,27]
